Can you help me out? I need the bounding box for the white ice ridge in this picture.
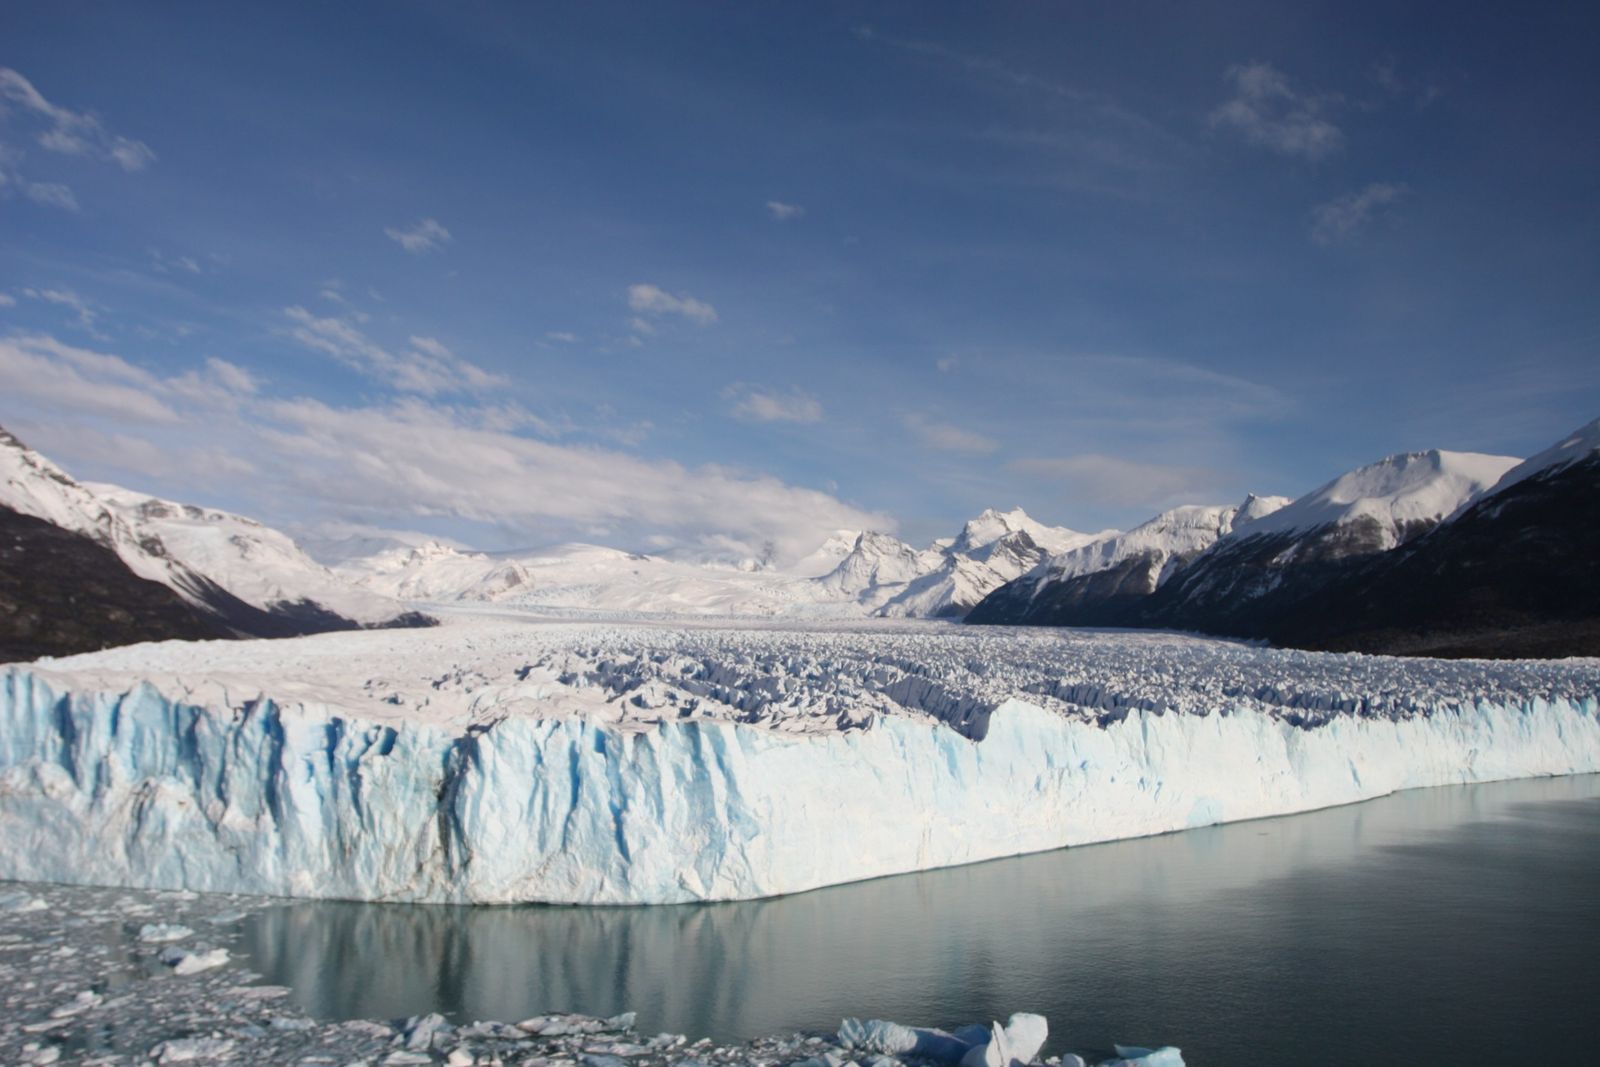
[2,615,1598,904]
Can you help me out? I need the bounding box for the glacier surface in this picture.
[2,616,1598,904]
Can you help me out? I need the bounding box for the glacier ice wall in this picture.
[2,666,1598,904]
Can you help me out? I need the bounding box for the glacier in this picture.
[1,617,1598,904]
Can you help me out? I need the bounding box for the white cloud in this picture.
[724,383,824,424]
[0,334,179,423]
[903,412,999,454]
[1310,182,1406,246]
[23,287,105,338]
[936,356,958,372]
[0,331,891,564]
[384,218,452,254]
[167,357,261,409]
[627,283,718,326]
[256,397,883,561]
[0,292,15,306]
[1010,453,1220,509]
[545,331,580,343]
[0,67,156,170]
[766,200,805,221]
[407,335,453,361]
[1209,61,1342,160]
[283,306,503,395]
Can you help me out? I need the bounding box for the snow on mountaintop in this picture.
[1237,449,1518,548]
[0,426,122,544]
[1234,492,1293,528]
[340,539,864,618]
[0,427,217,596]
[818,508,1102,617]
[786,529,862,578]
[85,483,403,626]
[1,425,417,631]
[1037,496,1292,586]
[292,522,469,566]
[951,507,1101,558]
[25,612,1600,738]
[339,508,1091,622]
[1471,417,1600,505]
[816,532,942,596]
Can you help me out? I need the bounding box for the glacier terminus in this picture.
[3,614,1597,905]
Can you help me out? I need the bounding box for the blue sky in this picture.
[2,1,1596,558]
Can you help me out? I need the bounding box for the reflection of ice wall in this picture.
[3,667,1597,905]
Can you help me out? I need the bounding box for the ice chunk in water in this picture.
[1107,1045,1185,1067]
[838,1018,985,1062]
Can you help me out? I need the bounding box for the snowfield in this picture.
[2,611,1598,904]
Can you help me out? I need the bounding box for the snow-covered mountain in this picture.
[1139,449,1517,624]
[1464,417,1600,513]
[949,506,1099,559]
[969,428,1600,658]
[822,507,1105,618]
[334,507,1100,621]
[1262,417,1600,656]
[0,426,428,654]
[1050,496,1290,589]
[291,522,469,567]
[87,483,410,628]
[340,539,863,617]
[1223,449,1518,557]
[967,496,1290,626]
[814,531,944,599]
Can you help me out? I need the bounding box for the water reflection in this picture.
[240,775,1600,1066]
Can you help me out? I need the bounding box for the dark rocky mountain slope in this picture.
[0,505,230,662]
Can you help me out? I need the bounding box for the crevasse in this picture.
[2,666,1598,905]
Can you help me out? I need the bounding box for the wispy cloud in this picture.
[384,218,452,254]
[724,383,823,424]
[766,200,805,221]
[1369,58,1444,110]
[1054,353,1287,423]
[1010,453,1221,510]
[903,412,999,454]
[22,287,106,339]
[627,283,718,326]
[23,181,78,211]
[149,248,203,275]
[0,67,156,170]
[0,292,15,307]
[283,306,502,395]
[1209,61,1342,160]
[1310,182,1406,245]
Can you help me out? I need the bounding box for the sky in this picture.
[2,1,1597,560]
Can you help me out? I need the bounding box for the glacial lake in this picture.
[239,774,1600,1066]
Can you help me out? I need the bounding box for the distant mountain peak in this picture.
[1234,448,1518,550]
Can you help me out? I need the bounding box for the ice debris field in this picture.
[3,612,1599,904]
[0,880,1177,1067]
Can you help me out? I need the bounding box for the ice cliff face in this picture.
[2,619,1597,905]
